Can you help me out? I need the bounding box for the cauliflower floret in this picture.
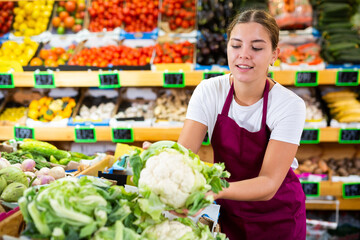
[146,220,192,240]
[138,149,205,209]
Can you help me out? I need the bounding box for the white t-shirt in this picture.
[186,74,306,169]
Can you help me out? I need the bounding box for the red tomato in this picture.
[64,16,75,29]
[65,1,76,12]
[52,17,61,28]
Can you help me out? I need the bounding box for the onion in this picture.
[21,159,36,172]
[38,175,55,185]
[0,156,10,170]
[11,163,22,170]
[49,167,66,180]
[36,167,50,176]
[32,178,41,186]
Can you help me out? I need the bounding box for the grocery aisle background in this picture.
[0,0,360,239]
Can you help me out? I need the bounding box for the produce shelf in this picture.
[4,69,346,87]
[0,126,341,142]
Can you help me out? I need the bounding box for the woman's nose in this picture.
[239,46,251,59]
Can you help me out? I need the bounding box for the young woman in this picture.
[178,9,307,239]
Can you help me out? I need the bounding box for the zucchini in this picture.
[22,139,57,150]
[20,142,70,160]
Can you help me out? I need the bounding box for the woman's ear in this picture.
[271,47,280,65]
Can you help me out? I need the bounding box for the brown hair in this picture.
[227,9,279,51]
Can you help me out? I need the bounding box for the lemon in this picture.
[13,7,20,14]
[18,1,26,7]
[19,23,27,33]
[32,10,40,19]
[24,29,35,37]
[15,14,24,24]
[24,3,33,15]
[27,20,36,28]
[17,9,26,18]
[14,48,22,57]
[18,58,27,66]
[14,31,22,37]
[43,10,51,18]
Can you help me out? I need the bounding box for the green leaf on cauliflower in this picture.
[129,140,230,220]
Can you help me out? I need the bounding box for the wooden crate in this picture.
[0,209,25,237]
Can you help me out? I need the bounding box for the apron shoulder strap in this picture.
[221,82,234,115]
[261,80,270,128]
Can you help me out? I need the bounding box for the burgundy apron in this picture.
[211,80,306,240]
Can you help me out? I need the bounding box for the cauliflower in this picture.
[139,149,206,209]
[143,218,228,240]
[129,141,230,220]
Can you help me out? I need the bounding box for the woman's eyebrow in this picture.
[230,38,266,43]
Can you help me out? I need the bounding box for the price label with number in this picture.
[301,181,320,197]
[267,71,274,79]
[202,132,210,146]
[295,71,318,87]
[34,72,55,88]
[203,72,225,80]
[339,129,360,143]
[300,129,320,144]
[0,73,14,88]
[163,72,185,88]
[74,127,97,143]
[336,70,359,86]
[14,126,34,140]
[99,73,121,88]
[111,128,134,143]
[343,183,360,199]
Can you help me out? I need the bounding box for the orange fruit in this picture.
[59,11,69,21]
[52,17,61,28]
[64,16,75,29]
[30,57,43,66]
[39,49,50,60]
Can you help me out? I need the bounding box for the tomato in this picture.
[30,57,43,66]
[59,52,70,62]
[64,16,75,29]
[39,49,50,60]
[59,11,69,21]
[52,17,61,28]
[65,1,76,12]
[54,47,65,56]
[77,2,86,11]
[72,24,82,33]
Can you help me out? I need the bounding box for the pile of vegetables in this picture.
[129,140,230,219]
[19,176,228,240]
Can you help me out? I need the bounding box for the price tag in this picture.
[98,72,121,88]
[203,72,225,80]
[336,70,359,86]
[74,127,97,143]
[339,129,360,143]
[343,183,360,199]
[34,72,55,88]
[163,72,185,88]
[14,126,34,140]
[301,181,320,197]
[267,71,274,79]
[111,128,134,143]
[0,73,14,88]
[202,132,210,146]
[295,71,318,87]
[300,129,320,144]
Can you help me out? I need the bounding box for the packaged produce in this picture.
[12,0,54,36]
[0,1,15,37]
[50,0,87,34]
[269,0,313,30]
[0,105,27,126]
[129,140,230,219]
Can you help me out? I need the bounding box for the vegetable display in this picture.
[19,176,228,240]
[129,140,230,219]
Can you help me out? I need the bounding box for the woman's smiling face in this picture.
[227,22,278,84]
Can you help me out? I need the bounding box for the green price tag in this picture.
[111,128,134,143]
[99,72,121,88]
[295,71,318,87]
[163,72,185,88]
[301,181,320,197]
[267,71,274,79]
[34,72,56,88]
[74,127,97,143]
[203,72,225,80]
[339,129,360,143]
[300,129,320,144]
[336,70,359,86]
[14,126,34,140]
[343,183,360,199]
[202,132,210,146]
[0,73,14,88]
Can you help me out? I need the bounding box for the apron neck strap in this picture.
[222,78,270,128]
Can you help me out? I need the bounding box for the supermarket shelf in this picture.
[0,126,341,142]
[306,181,360,210]
[5,69,344,87]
